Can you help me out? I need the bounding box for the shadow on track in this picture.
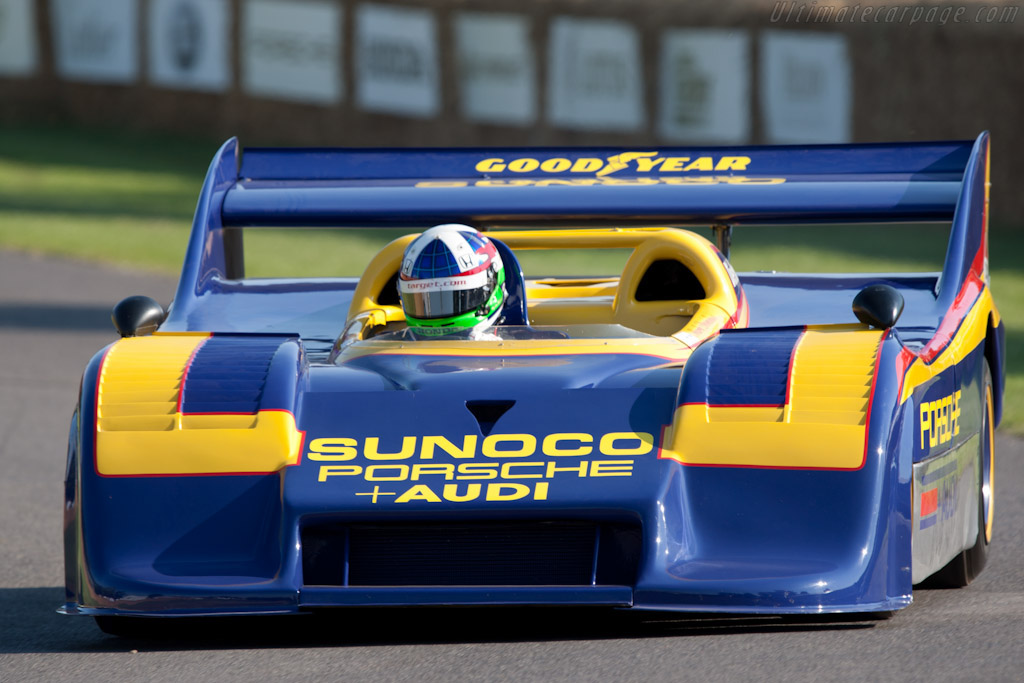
[1,587,880,654]
[0,304,117,332]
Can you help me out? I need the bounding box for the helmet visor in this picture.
[399,286,490,321]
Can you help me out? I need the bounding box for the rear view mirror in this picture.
[852,284,904,329]
[111,296,165,337]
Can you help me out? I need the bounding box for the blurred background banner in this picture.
[658,29,751,144]
[1,0,1023,220]
[50,0,138,84]
[0,0,37,77]
[760,30,852,143]
[546,16,645,132]
[454,12,536,127]
[148,0,230,93]
[355,2,439,118]
[242,0,342,104]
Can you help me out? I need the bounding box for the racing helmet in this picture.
[398,224,506,336]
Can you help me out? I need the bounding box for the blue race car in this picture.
[62,135,1004,633]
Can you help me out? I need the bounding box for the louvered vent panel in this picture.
[706,329,803,407]
[787,333,880,426]
[97,336,206,431]
[180,337,282,414]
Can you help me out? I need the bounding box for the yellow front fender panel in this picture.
[661,327,885,470]
[94,334,304,476]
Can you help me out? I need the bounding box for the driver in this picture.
[397,224,506,338]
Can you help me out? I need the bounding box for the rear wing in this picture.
[168,133,990,326]
[223,142,970,227]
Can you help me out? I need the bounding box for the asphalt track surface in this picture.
[1,249,1022,683]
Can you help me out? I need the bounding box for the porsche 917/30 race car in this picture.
[62,134,1004,634]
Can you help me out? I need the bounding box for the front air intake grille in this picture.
[302,521,641,587]
[351,522,595,586]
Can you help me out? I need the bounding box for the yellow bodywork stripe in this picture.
[95,333,303,476]
[661,327,882,470]
[97,333,207,432]
[900,288,993,403]
[96,410,303,476]
[787,328,876,426]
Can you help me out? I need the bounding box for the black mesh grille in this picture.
[302,521,640,587]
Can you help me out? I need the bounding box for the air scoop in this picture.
[465,400,516,436]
